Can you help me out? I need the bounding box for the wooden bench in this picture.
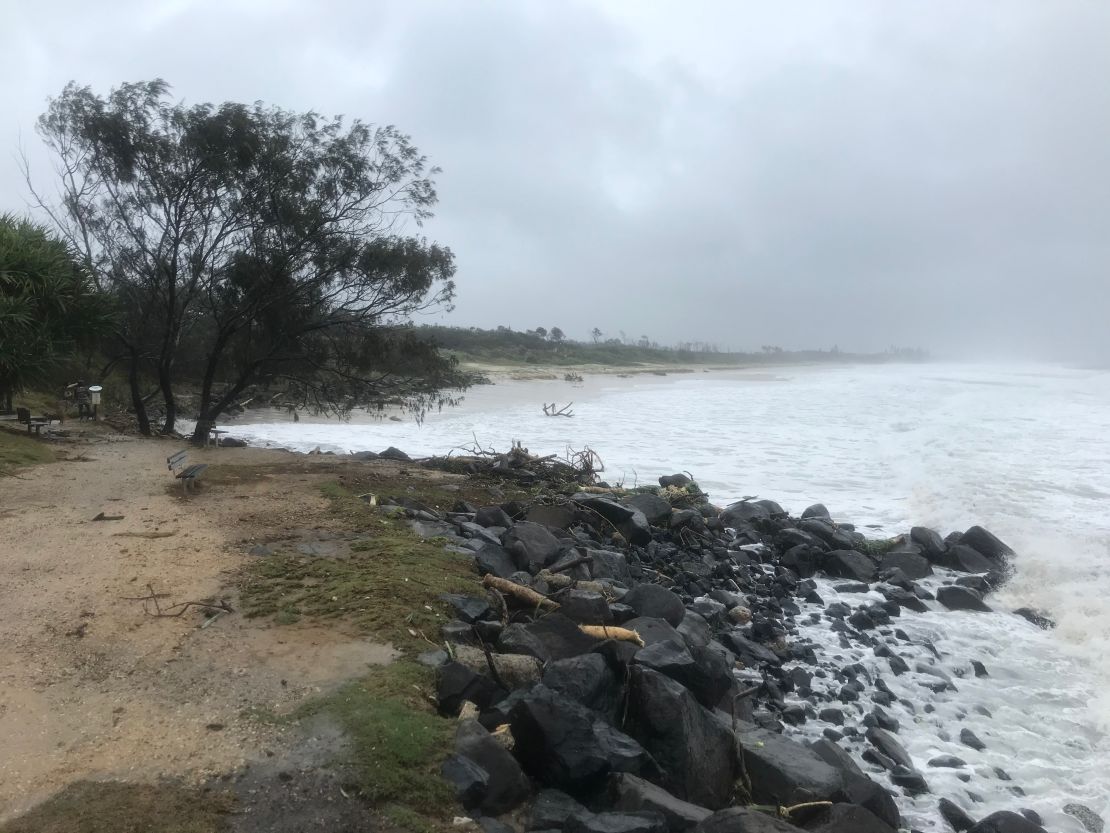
[167,450,208,494]
[16,407,50,435]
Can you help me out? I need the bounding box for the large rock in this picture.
[566,811,669,833]
[499,613,599,662]
[455,719,531,814]
[610,773,712,833]
[625,585,686,627]
[800,518,856,551]
[589,549,634,585]
[625,494,674,526]
[805,804,898,833]
[720,501,773,526]
[620,509,653,546]
[801,503,831,519]
[961,526,1013,562]
[527,503,578,529]
[822,550,877,583]
[939,798,977,832]
[1063,803,1105,833]
[734,723,843,806]
[559,589,614,625]
[940,544,998,574]
[967,811,1047,833]
[781,544,822,578]
[624,667,737,810]
[693,807,800,833]
[911,526,947,559]
[625,617,685,649]
[476,506,514,528]
[504,522,564,572]
[937,585,993,613]
[659,473,692,488]
[809,739,900,830]
[529,789,589,830]
[509,685,657,794]
[450,644,543,690]
[441,754,488,809]
[436,660,505,715]
[720,631,781,668]
[378,446,411,461]
[865,728,914,770]
[574,495,636,524]
[475,543,518,579]
[879,550,932,580]
[543,653,621,717]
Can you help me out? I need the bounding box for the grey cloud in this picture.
[4,1,1110,361]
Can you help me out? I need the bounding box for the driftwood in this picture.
[481,575,559,610]
[578,624,645,646]
[543,402,574,417]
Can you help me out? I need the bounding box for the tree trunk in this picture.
[128,350,151,436]
[190,416,212,445]
[0,384,12,415]
[158,363,176,434]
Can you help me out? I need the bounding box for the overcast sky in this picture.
[5,1,1110,360]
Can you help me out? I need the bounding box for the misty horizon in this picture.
[5,1,1110,363]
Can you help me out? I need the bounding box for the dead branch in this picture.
[542,402,574,417]
[123,584,234,618]
[481,575,559,611]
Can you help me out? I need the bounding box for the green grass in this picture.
[238,485,476,648]
[0,427,56,475]
[237,480,496,831]
[295,662,455,829]
[0,781,234,833]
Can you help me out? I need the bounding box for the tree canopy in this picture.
[0,214,111,412]
[31,79,462,440]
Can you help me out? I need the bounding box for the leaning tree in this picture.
[31,79,461,439]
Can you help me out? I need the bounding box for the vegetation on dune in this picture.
[418,324,930,369]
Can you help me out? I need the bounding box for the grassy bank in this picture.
[0,428,56,475]
[234,473,532,831]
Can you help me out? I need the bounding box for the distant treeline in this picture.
[418,325,930,367]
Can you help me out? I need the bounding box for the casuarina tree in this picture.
[30,79,461,439]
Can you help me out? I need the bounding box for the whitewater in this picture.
[221,362,1110,831]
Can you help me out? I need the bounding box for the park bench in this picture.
[167,449,208,494]
[16,407,50,435]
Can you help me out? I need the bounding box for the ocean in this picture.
[222,362,1110,831]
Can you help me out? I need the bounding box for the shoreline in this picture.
[0,426,1102,833]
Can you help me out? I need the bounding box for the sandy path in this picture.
[0,433,394,819]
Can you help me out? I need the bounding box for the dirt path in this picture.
[0,432,395,820]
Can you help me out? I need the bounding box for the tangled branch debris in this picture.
[427,437,603,486]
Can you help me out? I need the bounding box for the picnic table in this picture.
[16,408,50,435]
